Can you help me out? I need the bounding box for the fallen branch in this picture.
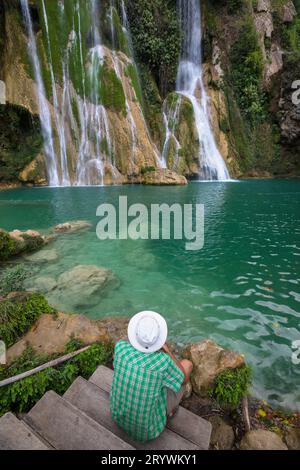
[0,345,91,388]
[242,396,251,432]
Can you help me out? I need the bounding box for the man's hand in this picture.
[161,343,171,354]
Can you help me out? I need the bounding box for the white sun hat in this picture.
[128,311,168,354]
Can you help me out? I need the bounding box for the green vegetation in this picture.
[98,62,126,114]
[125,63,143,106]
[0,293,55,348]
[0,231,15,261]
[0,104,43,182]
[230,20,265,125]
[0,265,31,296]
[126,0,181,96]
[209,365,252,409]
[0,341,113,416]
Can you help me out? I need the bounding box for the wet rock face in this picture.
[182,340,245,396]
[240,429,288,450]
[279,57,300,147]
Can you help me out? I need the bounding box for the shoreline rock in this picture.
[182,339,245,396]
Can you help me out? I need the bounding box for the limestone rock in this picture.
[265,44,283,83]
[182,340,245,396]
[141,169,187,186]
[18,154,47,186]
[0,80,6,105]
[7,312,129,362]
[240,429,288,450]
[55,264,120,308]
[281,1,297,23]
[52,220,92,234]
[25,249,58,263]
[28,276,57,294]
[284,427,300,450]
[256,0,271,12]
[209,416,235,450]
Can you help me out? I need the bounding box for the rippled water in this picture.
[0,180,300,411]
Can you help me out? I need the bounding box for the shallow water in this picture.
[1,180,300,410]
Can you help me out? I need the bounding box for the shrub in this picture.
[230,20,265,125]
[0,264,31,296]
[0,293,55,347]
[0,230,14,261]
[209,365,252,409]
[0,342,113,416]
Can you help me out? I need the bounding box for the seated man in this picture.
[110,311,193,443]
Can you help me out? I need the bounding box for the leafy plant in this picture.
[0,342,113,416]
[0,230,15,261]
[209,365,252,409]
[0,264,31,296]
[0,293,55,347]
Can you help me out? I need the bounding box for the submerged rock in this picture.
[24,249,58,263]
[240,429,288,450]
[52,220,92,234]
[55,264,120,308]
[141,169,187,186]
[27,276,57,294]
[182,340,245,396]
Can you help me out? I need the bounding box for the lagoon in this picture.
[0,180,300,411]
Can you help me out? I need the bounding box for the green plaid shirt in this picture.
[110,340,184,442]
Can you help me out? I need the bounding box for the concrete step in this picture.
[64,376,199,450]
[24,390,134,450]
[0,412,49,450]
[89,365,212,450]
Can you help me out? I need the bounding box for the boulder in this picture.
[18,154,47,186]
[55,264,120,308]
[208,416,235,450]
[284,427,300,450]
[141,169,187,186]
[7,312,129,361]
[240,429,288,450]
[27,276,57,293]
[52,220,92,234]
[182,340,245,396]
[25,249,58,263]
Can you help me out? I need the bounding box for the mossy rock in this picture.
[0,230,15,261]
[98,61,126,114]
[0,104,43,183]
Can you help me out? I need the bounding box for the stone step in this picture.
[24,390,134,450]
[89,365,212,450]
[0,412,49,450]
[64,376,199,450]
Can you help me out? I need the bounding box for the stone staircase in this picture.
[0,365,212,450]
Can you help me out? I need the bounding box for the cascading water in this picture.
[20,0,59,186]
[161,95,182,170]
[176,0,230,180]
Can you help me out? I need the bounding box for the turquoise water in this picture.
[1,180,300,410]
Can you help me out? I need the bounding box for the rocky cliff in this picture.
[0,0,299,185]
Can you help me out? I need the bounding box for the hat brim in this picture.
[128,311,168,354]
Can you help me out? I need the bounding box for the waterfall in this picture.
[176,0,230,181]
[21,0,120,186]
[20,0,59,186]
[161,95,182,169]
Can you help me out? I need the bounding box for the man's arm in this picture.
[161,343,191,384]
